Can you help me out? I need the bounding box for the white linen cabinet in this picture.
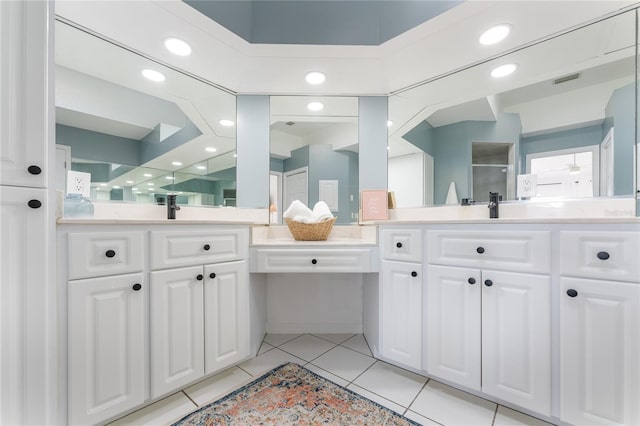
[559,231,640,426]
[426,229,551,416]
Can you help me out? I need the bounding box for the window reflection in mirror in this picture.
[269,96,359,225]
[55,19,236,208]
[388,10,636,209]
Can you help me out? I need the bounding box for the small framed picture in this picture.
[360,189,388,221]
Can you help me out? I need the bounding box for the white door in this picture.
[67,273,145,426]
[204,261,249,375]
[284,167,308,210]
[426,265,481,390]
[482,270,551,415]
[560,277,640,426]
[381,260,423,369]
[0,1,49,189]
[150,266,204,398]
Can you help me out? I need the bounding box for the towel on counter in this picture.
[312,201,334,222]
[283,200,314,221]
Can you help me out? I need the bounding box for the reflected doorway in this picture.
[472,142,515,202]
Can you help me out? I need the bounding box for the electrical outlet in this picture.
[517,174,537,198]
[66,170,92,197]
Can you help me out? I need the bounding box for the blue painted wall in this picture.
[605,83,635,196]
[237,95,270,208]
[139,118,202,164]
[57,124,140,166]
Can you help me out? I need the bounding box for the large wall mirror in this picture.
[389,10,637,209]
[55,19,237,207]
[269,96,359,224]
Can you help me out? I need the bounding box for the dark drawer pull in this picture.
[411,271,418,277]
[28,199,42,209]
[28,165,42,175]
[203,244,211,251]
[468,278,476,285]
[209,273,216,279]
[597,251,610,260]
[396,242,403,248]
[196,274,203,281]
[567,289,578,297]
[476,247,485,254]
[105,250,116,258]
[311,259,317,265]
[132,283,142,291]
[484,279,493,287]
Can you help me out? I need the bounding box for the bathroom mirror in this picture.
[55,19,237,207]
[388,10,636,208]
[269,96,359,224]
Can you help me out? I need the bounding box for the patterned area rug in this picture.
[172,362,420,425]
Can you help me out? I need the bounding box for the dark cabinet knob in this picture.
[311,259,317,265]
[196,274,203,281]
[209,273,216,279]
[468,278,476,285]
[203,244,211,251]
[484,279,493,287]
[132,283,142,291]
[411,271,418,277]
[567,289,578,297]
[105,250,116,258]
[476,247,485,254]
[27,199,42,209]
[396,242,403,248]
[27,165,42,175]
[597,251,610,260]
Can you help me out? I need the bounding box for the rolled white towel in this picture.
[293,215,313,223]
[312,201,334,222]
[283,200,313,220]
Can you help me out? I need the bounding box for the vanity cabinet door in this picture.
[426,265,481,390]
[380,260,423,369]
[560,277,640,426]
[204,261,249,375]
[150,266,204,399]
[67,273,145,426]
[482,270,551,415]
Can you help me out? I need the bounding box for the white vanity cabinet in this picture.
[379,228,423,370]
[64,230,146,425]
[426,229,551,416]
[149,228,249,399]
[559,231,640,426]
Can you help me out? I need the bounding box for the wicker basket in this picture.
[285,218,336,241]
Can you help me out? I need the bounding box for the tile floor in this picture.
[109,334,554,426]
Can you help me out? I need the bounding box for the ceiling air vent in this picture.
[553,73,580,85]
[285,121,295,126]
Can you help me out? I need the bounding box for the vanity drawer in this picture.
[426,230,551,274]
[150,229,247,270]
[559,231,640,282]
[68,231,144,280]
[380,228,422,263]
[251,248,377,273]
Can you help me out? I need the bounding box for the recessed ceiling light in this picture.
[99,183,108,187]
[113,185,121,189]
[132,187,139,190]
[178,192,184,194]
[165,176,175,180]
[164,37,192,56]
[219,119,234,127]
[491,63,517,78]
[143,173,152,177]
[126,180,134,184]
[307,102,324,111]
[479,24,511,46]
[196,165,206,170]
[147,183,154,186]
[387,120,393,127]
[171,161,182,166]
[233,153,237,158]
[141,69,165,82]
[205,147,217,153]
[305,71,326,85]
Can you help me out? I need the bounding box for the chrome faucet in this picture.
[488,192,502,219]
[167,194,181,220]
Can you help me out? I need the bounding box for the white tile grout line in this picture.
[491,403,499,425]
[182,390,199,408]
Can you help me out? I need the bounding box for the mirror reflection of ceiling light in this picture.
[126,180,134,184]
[141,69,165,82]
[205,147,217,153]
[99,183,108,187]
[305,71,326,85]
[387,120,393,127]
[132,187,139,190]
[491,63,517,78]
[219,119,234,127]
[307,102,324,111]
[147,183,154,186]
[165,176,175,180]
[143,173,153,177]
[479,24,511,45]
[113,185,121,189]
[196,165,206,170]
[171,161,182,166]
[164,38,192,56]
